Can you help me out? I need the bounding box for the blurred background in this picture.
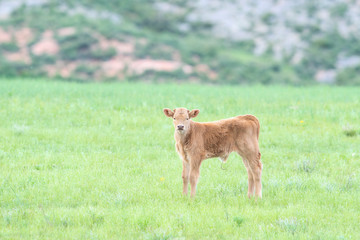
[1,0,360,85]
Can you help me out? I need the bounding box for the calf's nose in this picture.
[177,125,184,130]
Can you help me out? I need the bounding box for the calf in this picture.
[163,107,262,198]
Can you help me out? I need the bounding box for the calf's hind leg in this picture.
[238,151,262,199]
[241,157,255,198]
[248,152,262,198]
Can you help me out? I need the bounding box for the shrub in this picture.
[214,57,297,85]
[336,66,360,85]
[330,3,348,17]
[74,64,98,76]
[31,54,56,66]
[181,37,218,60]
[0,42,19,52]
[58,31,98,60]
[135,42,173,60]
[0,59,31,77]
[131,69,188,83]
[89,48,117,60]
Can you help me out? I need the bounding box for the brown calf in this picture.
[163,107,262,198]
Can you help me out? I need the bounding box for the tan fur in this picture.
[163,107,262,198]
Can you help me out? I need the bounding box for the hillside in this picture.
[1,0,360,85]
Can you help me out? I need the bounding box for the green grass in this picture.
[1,79,359,239]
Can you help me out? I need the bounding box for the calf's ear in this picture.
[189,109,200,118]
[163,108,174,117]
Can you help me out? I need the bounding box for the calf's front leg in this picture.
[182,161,190,195]
[189,163,201,198]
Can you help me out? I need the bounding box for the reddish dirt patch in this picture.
[96,35,134,55]
[0,27,11,43]
[128,59,181,75]
[4,48,32,64]
[101,56,127,77]
[195,64,217,80]
[31,30,59,55]
[14,28,33,47]
[57,27,76,37]
[43,61,79,78]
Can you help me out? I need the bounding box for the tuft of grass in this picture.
[341,174,356,192]
[342,125,358,137]
[276,217,304,235]
[12,124,29,135]
[149,232,174,240]
[296,159,316,173]
[233,216,244,227]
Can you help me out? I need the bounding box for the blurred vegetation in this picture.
[58,32,98,60]
[0,0,359,85]
[90,48,117,60]
[336,66,360,86]
[0,42,19,52]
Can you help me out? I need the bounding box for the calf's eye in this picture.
[186,118,189,120]
[173,118,176,120]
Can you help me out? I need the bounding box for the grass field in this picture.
[1,79,359,239]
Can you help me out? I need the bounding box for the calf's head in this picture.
[163,107,200,134]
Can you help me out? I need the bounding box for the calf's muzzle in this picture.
[177,125,184,130]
